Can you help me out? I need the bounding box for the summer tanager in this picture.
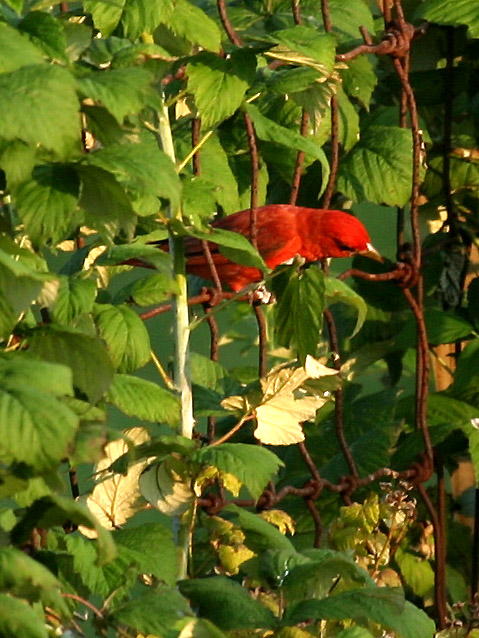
[169,204,381,291]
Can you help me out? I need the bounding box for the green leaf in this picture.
[167,0,221,52]
[0,249,53,340]
[130,273,179,306]
[52,275,97,324]
[320,426,397,483]
[77,68,153,124]
[0,546,69,616]
[395,548,434,598]
[182,176,218,225]
[93,304,151,373]
[0,593,48,638]
[224,504,295,553]
[0,65,80,158]
[414,0,479,39]
[266,28,336,75]
[107,373,180,425]
[114,522,178,585]
[11,495,116,565]
[18,11,67,62]
[282,549,373,595]
[328,0,375,46]
[245,103,330,197]
[110,585,193,635]
[285,587,435,638]
[121,0,173,40]
[77,164,136,241]
[325,276,367,338]
[274,267,325,363]
[341,55,377,110]
[337,126,415,206]
[95,242,172,271]
[199,133,241,214]
[84,0,126,36]
[0,140,36,187]
[395,309,474,349]
[179,576,276,630]
[0,23,44,73]
[338,87,360,152]
[194,443,283,499]
[189,226,268,273]
[29,327,115,403]
[187,50,256,128]
[64,533,137,598]
[14,165,80,245]
[85,135,181,209]
[0,359,78,471]
[450,339,479,403]
[0,357,73,398]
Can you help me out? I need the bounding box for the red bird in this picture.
[179,205,381,291]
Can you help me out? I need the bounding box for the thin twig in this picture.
[61,593,104,618]
[290,111,309,205]
[211,414,255,446]
[416,482,448,626]
[253,302,268,377]
[243,112,259,249]
[217,0,243,46]
[443,27,455,229]
[324,309,359,477]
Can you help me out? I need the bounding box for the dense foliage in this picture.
[0,0,479,636]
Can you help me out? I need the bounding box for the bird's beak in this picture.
[361,242,384,263]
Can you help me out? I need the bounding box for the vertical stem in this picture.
[157,98,194,579]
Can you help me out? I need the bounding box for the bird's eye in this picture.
[337,242,354,252]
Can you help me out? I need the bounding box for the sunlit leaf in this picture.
[81,427,151,534]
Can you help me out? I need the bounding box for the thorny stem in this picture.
[157,97,194,581]
[157,100,194,442]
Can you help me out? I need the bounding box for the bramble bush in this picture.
[0,0,479,636]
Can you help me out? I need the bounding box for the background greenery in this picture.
[0,0,479,636]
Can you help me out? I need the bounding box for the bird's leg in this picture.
[250,285,276,305]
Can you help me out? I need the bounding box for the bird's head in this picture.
[315,210,383,262]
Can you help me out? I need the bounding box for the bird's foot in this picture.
[251,285,276,305]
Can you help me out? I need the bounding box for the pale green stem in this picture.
[157,100,194,440]
[157,96,195,580]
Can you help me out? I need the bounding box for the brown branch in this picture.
[253,302,268,377]
[324,309,359,477]
[61,593,104,618]
[291,0,302,25]
[217,0,243,46]
[443,27,455,228]
[321,95,340,208]
[290,111,310,205]
[298,441,321,483]
[402,288,433,462]
[306,498,323,547]
[243,112,259,249]
[417,482,448,626]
